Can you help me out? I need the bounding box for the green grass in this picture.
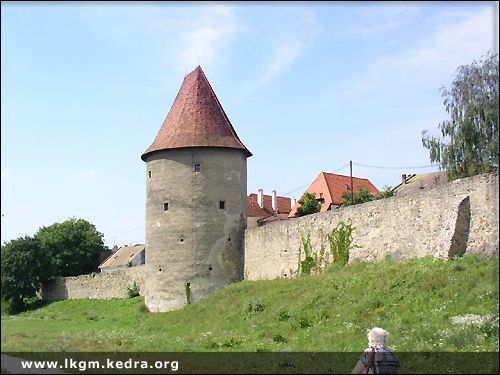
[1,300,9,316]
[1,256,498,352]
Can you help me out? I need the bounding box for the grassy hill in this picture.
[1,256,498,353]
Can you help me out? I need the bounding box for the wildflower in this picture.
[450,313,496,327]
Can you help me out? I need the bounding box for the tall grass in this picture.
[1,256,498,352]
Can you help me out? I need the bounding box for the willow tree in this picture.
[422,51,499,180]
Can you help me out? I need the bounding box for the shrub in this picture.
[273,334,287,343]
[256,346,271,352]
[248,301,265,313]
[341,186,374,207]
[127,281,140,298]
[299,317,313,329]
[279,310,291,321]
[375,186,394,199]
[222,338,241,348]
[327,219,356,266]
[295,192,321,217]
[299,233,316,275]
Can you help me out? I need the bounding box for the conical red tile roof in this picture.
[142,66,252,161]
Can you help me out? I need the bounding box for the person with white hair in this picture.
[351,327,400,374]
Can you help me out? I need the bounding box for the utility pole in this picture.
[350,160,354,204]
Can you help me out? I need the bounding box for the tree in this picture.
[375,185,394,200]
[36,218,106,277]
[422,51,499,180]
[1,236,52,312]
[341,186,374,207]
[295,192,321,217]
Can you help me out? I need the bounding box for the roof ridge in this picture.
[141,66,251,161]
[322,171,371,181]
[197,67,248,151]
[320,172,335,203]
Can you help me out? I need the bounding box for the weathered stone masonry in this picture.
[42,172,498,300]
[41,266,145,300]
[244,172,499,280]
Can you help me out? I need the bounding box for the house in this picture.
[98,244,145,273]
[247,190,292,228]
[392,172,448,196]
[289,172,379,217]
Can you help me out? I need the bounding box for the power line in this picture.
[352,162,438,170]
[282,163,349,196]
[282,183,311,197]
[109,225,145,240]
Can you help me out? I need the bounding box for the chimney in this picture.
[271,190,277,212]
[291,197,297,209]
[402,174,407,184]
[257,189,264,208]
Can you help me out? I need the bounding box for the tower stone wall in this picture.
[144,148,247,312]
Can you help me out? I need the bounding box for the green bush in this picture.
[279,310,291,321]
[127,281,140,298]
[341,186,374,207]
[298,317,313,329]
[295,192,321,217]
[248,301,265,313]
[273,334,287,343]
[1,236,52,312]
[299,233,316,275]
[327,219,356,266]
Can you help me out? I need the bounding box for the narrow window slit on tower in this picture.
[219,201,225,209]
[208,265,213,271]
[194,163,201,173]
[185,282,191,304]
[164,202,169,211]
[148,170,152,179]
[180,238,184,242]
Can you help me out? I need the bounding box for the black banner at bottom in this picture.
[1,352,498,374]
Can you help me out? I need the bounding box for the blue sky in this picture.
[1,2,498,246]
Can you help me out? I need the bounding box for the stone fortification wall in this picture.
[42,266,145,301]
[144,148,247,312]
[244,173,498,280]
[42,173,498,299]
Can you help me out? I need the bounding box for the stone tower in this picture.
[141,66,252,312]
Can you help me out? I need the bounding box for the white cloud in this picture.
[83,5,239,77]
[242,11,318,94]
[248,41,302,91]
[169,6,238,75]
[370,9,496,88]
[346,5,422,38]
[329,8,497,100]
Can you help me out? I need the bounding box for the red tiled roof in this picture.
[289,172,379,217]
[247,193,291,218]
[142,66,251,161]
[257,213,290,225]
